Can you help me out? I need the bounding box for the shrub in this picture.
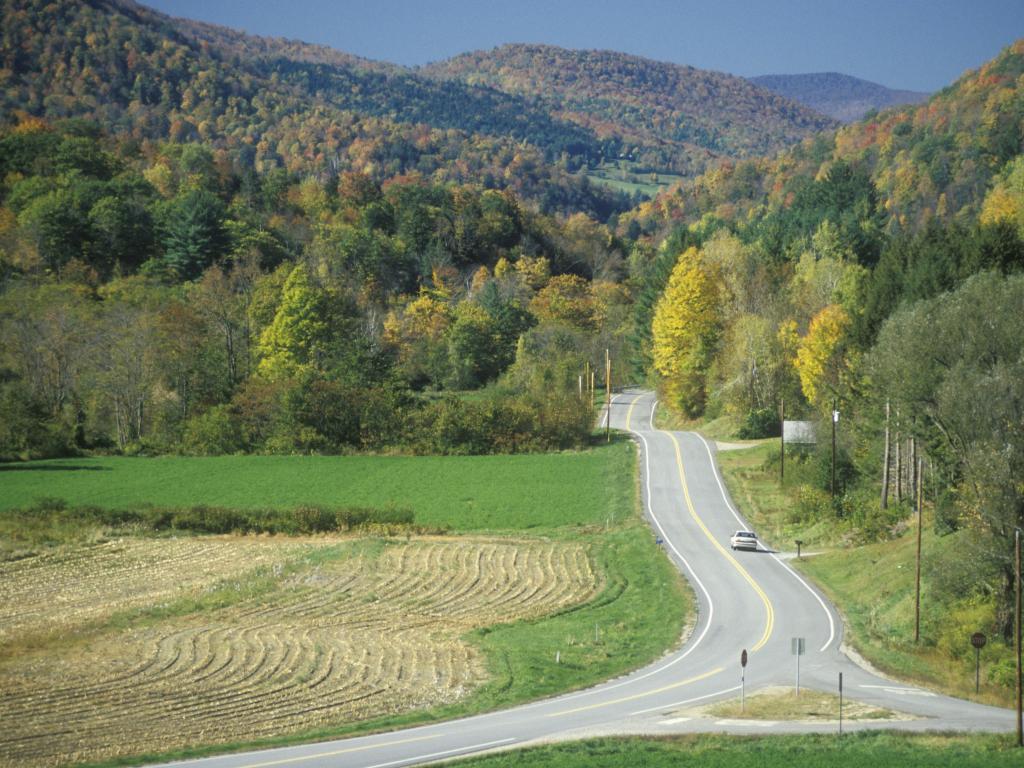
[738,407,780,439]
[181,406,243,456]
[292,505,337,533]
[170,505,249,534]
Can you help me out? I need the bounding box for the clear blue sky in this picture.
[142,0,1024,92]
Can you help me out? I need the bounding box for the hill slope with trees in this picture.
[423,44,839,177]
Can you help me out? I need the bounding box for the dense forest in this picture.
[0,117,637,458]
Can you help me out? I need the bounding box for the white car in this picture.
[730,530,759,551]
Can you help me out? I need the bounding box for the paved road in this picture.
[156,389,1013,768]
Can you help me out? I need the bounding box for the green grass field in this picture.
[443,733,1019,768]
[0,442,632,531]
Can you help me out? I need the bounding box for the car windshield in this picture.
[735,531,756,538]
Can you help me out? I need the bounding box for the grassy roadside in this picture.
[715,440,1013,709]
[1,438,692,767]
[437,733,1020,768]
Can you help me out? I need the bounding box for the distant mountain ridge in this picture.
[424,44,838,176]
[749,72,930,123]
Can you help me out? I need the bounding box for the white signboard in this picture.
[783,420,816,444]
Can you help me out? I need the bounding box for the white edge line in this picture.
[691,432,836,653]
[599,392,620,428]
[630,685,743,716]
[363,738,517,768]
[552,394,717,704]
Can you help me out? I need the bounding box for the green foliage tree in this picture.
[869,272,1024,637]
[256,264,331,381]
[161,189,229,279]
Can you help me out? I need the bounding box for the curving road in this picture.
[155,389,1013,768]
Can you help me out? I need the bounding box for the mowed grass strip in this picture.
[0,443,632,531]
[440,733,1019,768]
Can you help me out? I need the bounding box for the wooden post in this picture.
[779,398,785,484]
[914,457,923,643]
[1017,528,1022,747]
[831,398,837,498]
[605,349,611,442]
[881,399,891,509]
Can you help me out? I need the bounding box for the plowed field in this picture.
[0,536,600,767]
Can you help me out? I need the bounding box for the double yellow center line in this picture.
[628,393,775,652]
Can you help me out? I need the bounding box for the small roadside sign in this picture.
[971,632,987,649]
[741,649,748,668]
[791,637,805,697]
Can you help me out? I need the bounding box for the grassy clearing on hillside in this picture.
[715,440,843,548]
[716,442,1013,708]
[0,441,633,531]
[442,733,1019,768]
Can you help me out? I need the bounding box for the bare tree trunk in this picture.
[909,436,916,503]
[895,410,903,503]
[882,399,891,509]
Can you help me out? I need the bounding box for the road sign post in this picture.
[741,649,748,714]
[971,632,987,695]
[791,637,805,697]
[839,672,843,735]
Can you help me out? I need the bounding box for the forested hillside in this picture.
[0,0,630,219]
[424,44,838,176]
[0,117,637,459]
[750,73,929,123]
[630,39,1024,664]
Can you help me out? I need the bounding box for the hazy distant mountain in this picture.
[749,73,930,123]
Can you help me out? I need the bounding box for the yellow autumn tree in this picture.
[383,291,451,386]
[793,304,850,410]
[651,247,721,417]
[980,156,1024,238]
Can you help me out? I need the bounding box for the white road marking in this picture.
[657,717,692,725]
[715,719,777,727]
[692,432,837,653]
[363,738,518,768]
[630,684,743,716]
[599,392,620,428]
[552,394,717,707]
[632,399,717,667]
[859,685,936,697]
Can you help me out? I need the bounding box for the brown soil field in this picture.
[0,535,600,767]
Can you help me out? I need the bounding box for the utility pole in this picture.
[605,349,611,443]
[914,458,923,643]
[1017,528,1022,747]
[831,398,837,498]
[779,398,785,484]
